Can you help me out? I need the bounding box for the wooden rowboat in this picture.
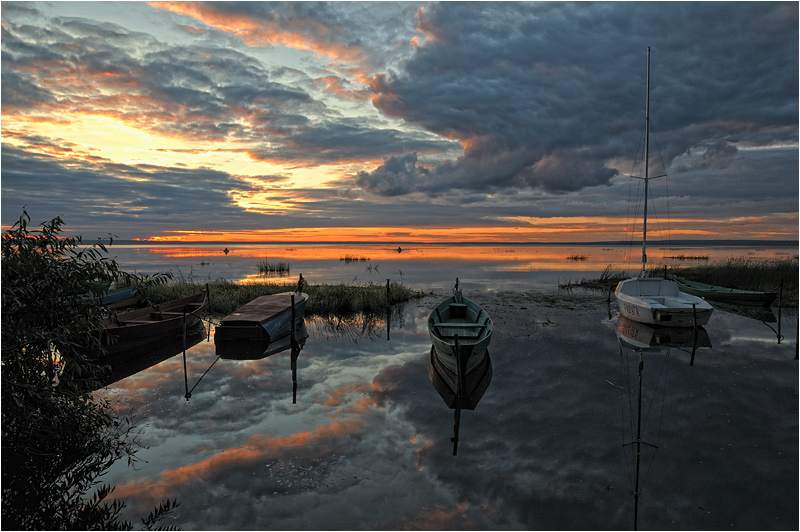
[102,291,206,357]
[427,280,492,455]
[215,292,308,342]
[673,277,777,307]
[427,281,493,376]
[101,285,139,309]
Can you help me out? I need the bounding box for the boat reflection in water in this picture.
[427,345,492,456]
[215,321,309,404]
[100,323,207,387]
[614,316,712,530]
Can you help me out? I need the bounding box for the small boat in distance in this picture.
[614,48,713,328]
[215,291,308,342]
[102,290,207,357]
[428,279,493,376]
[672,277,777,307]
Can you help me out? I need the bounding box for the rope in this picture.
[189,356,221,395]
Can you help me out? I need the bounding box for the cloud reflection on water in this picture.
[99,292,797,530]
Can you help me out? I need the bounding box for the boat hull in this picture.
[615,278,713,327]
[427,292,493,374]
[102,291,207,357]
[673,277,777,307]
[616,316,711,350]
[215,292,308,342]
[216,322,309,359]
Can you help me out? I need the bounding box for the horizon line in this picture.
[107,238,800,247]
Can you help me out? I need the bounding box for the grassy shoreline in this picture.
[560,257,798,305]
[139,279,426,317]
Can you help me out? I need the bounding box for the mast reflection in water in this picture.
[615,318,713,530]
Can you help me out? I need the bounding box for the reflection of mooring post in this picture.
[291,346,299,404]
[692,303,697,333]
[290,293,299,403]
[778,279,783,344]
[290,294,298,351]
[205,282,211,340]
[623,353,659,531]
[386,279,391,341]
[182,310,191,401]
[452,334,463,456]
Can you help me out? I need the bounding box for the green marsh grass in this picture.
[560,257,798,305]
[138,279,424,317]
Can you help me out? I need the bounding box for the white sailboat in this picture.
[615,48,713,328]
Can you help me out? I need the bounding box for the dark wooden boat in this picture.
[673,277,777,306]
[102,291,206,357]
[215,292,308,342]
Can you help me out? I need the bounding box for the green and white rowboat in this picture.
[673,277,777,307]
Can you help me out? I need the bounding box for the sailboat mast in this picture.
[641,47,650,278]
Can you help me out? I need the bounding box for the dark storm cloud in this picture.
[363,2,798,197]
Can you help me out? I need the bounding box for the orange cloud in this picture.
[150,2,368,77]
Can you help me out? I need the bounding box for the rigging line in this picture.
[624,124,647,270]
[650,122,672,246]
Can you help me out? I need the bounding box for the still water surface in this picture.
[98,244,798,530]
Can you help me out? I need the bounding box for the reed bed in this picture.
[560,257,798,305]
[257,260,291,275]
[671,257,798,296]
[138,279,424,317]
[340,256,370,263]
[664,254,710,261]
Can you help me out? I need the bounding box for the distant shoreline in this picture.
[107,239,799,247]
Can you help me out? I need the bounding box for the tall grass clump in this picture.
[257,260,291,275]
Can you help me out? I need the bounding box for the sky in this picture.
[1,1,798,243]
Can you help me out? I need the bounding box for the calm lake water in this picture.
[98,244,798,530]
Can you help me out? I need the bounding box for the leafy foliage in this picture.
[1,211,177,530]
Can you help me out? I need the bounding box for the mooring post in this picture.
[692,303,697,332]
